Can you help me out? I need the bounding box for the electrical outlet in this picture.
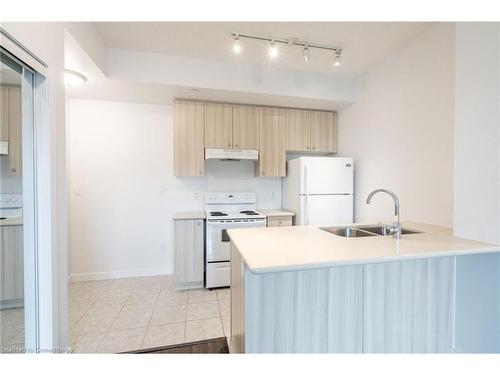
[73,187,81,197]
[194,192,200,200]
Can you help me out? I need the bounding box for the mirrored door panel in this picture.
[0,48,37,353]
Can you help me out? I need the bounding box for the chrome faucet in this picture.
[366,189,401,239]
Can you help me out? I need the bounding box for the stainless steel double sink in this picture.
[320,224,422,238]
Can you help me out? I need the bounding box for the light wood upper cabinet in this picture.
[0,86,9,142]
[172,99,337,178]
[8,87,21,175]
[255,107,288,177]
[287,109,311,152]
[232,105,260,150]
[0,86,21,175]
[204,102,233,148]
[310,111,337,153]
[174,100,205,176]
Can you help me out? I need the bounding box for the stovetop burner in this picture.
[240,210,259,215]
[210,211,228,217]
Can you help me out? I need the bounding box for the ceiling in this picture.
[94,22,433,77]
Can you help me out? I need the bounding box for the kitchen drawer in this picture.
[267,216,293,227]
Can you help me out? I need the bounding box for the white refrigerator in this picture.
[283,157,354,226]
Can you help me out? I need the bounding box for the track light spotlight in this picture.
[268,40,279,60]
[333,50,342,67]
[303,45,310,62]
[233,35,241,54]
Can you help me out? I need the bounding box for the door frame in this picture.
[1,31,58,352]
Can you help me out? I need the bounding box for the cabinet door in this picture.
[204,102,233,148]
[232,105,260,149]
[310,111,336,153]
[255,107,287,177]
[0,86,9,141]
[174,219,204,290]
[8,86,21,175]
[0,225,24,302]
[174,101,205,176]
[363,258,455,353]
[267,216,293,227]
[286,109,310,152]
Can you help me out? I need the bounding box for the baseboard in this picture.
[68,266,174,283]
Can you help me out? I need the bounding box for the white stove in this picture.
[0,194,23,220]
[206,210,266,221]
[204,192,267,288]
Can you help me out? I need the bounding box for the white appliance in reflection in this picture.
[205,192,266,289]
[283,157,354,226]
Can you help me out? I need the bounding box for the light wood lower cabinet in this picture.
[230,243,363,353]
[254,107,288,177]
[363,257,454,353]
[230,250,455,353]
[267,216,293,227]
[174,219,204,290]
[174,100,205,176]
[0,225,24,307]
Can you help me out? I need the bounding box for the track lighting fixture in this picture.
[333,50,342,66]
[232,34,241,54]
[268,40,279,60]
[303,45,310,62]
[230,33,342,67]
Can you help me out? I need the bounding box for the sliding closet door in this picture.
[0,48,38,353]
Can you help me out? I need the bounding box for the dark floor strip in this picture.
[124,337,229,354]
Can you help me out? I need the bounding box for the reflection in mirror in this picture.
[0,52,26,353]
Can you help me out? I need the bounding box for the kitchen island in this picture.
[227,222,500,353]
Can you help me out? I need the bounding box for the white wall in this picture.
[68,99,281,281]
[454,23,500,245]
[0,158,22,192]
[453,22,500,354]
[337,23,455,227]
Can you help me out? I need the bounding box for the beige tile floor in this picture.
[0,307,25,352]
[69,275,231,353]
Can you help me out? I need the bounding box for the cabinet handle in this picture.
[312,146,316,150]
[234,143,239,148]
[306,146,309,150]
[227,143,231,147]
[199,171,202,175]
[11,168,17,173]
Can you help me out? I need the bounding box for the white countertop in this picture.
[227,222,500,274]
[259,209,295,217]
[173,211,206,220]
[0,217,23,226]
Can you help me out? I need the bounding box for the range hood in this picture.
[205,148,259,160]
[0,141,8,155]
